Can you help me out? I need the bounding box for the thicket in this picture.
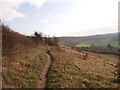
[2,22,59,88]
[2,24,34,57]
[31,31,59,46]
[2,24,59,56]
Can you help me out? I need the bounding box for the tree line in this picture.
[31,31,58,46]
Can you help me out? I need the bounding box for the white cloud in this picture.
[0,2,25,21]
[0,0,46,21]
[48,14,64,18]
[26,0,47,9]
[39,19,49,23]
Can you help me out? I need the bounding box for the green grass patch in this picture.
[76,39,119,47]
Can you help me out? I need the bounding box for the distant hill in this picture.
[58,32,119,47]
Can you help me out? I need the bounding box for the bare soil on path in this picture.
[36,53,51,88]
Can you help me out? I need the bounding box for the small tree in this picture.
[34,32,42,38]
[107,44,113,49]
[33,31,43,43]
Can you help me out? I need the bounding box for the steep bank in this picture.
[2,24,48,88]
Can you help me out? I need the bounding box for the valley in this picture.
[2,24,120,88]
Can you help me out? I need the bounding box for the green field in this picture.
[76,39,119,47]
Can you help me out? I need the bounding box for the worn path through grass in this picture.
[36,52,52,88]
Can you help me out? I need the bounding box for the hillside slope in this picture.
[2,24,119,88]
[47,45,119,88]
[2,24,49,88]
[58,32,119,47]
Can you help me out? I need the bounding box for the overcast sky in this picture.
[0,0,119,36]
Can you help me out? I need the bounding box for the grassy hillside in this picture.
[2,24,49,88]
[58,33,119,47]
[47,45,119,88]
[3,46,48,88]
[2,24,59,88]
[2,23,120,88]
[76,38,119,47]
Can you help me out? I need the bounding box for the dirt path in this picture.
[36,53,51,88]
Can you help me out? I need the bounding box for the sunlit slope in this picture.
[47,45,119,88]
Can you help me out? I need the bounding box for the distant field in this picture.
[59,32,119,47]
[76,39,119,47]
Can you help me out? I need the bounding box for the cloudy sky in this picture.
[0,0,119,36]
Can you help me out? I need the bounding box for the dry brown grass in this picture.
[2,24,48,88]
[2,45,48,88]
[2,24,119,88]
[47,45,119,88]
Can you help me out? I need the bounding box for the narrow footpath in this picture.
[36,53,52,88]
